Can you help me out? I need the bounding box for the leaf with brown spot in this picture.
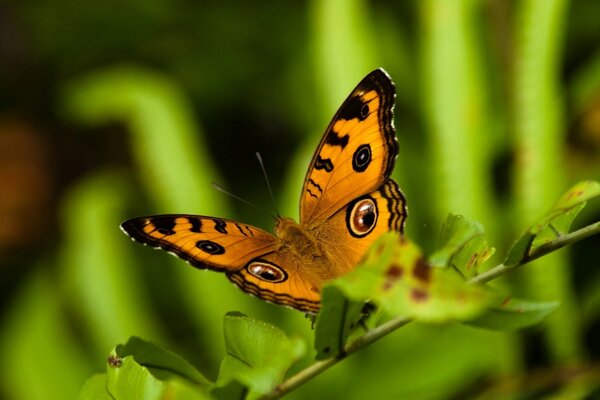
[428,214,495,279]
[328,232,491,322]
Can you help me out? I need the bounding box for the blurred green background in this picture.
[1,0,599,399]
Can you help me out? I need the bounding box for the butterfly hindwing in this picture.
[121,215,280,273]
[315,178,407,275]
[300,69,398,227]
[227,250,322,313]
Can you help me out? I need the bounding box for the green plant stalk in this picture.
[261,220,600,400]
[62,67,238,367]
[420,0,496,231]
[512,0,579,361]
[419,0,517,377]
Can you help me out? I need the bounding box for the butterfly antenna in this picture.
[255,152,281,218]
[211,182,268,214]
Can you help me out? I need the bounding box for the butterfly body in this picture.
[122,69,407,313]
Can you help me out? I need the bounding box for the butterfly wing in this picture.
[121,214,321,312]
[300,68,398,227]
[315,179,407,275]
[121,215,280,272]
[227,250,321,313]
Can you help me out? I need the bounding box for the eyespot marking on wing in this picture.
[196,240,225,255]
[352,144,372,172]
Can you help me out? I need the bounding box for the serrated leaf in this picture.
[428,214,494,278]
[214,312,305,399]
[314,286,369,360]
[116,337,210,386]
[78,374,111,400]
[467,297,560,331]
[449,235,495,280]
[332,233,490,322]
[506,181,600,265]
[105,352,211,400]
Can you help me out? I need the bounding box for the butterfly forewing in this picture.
[300,69,398,227]
[121,215,280,272]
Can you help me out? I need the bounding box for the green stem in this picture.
[471,221,600,284]
[262,316,412,400]
[262,220,600,399]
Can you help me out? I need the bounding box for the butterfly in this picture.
[121,68,407,313]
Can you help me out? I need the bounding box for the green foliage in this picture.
[428,214,495,278]
[80,316,304,400]
[468,298,560,331]
[214,312,305,399]
[506,181,600,266]
[313,287,367,360]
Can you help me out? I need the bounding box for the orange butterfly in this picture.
[121,69,407,313]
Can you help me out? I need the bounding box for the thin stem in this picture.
[263,317,412,399]
[263,220,600,399]
[471,221,600,284]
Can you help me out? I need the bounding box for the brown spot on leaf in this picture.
[467,253,478,271]
[413,257,431,283]
[567,190,583,200]
[107,354,122,367]
[382,264,403,291]
[411,288,429,302]
[386,264,403,279]
[501,297,511,307]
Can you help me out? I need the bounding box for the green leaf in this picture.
[504,231,535,267]
[314,286,370,360]
[80,338,214,400]
[214,312,305,399]
[332,233,490,322]
[467,297,560,331]
[115,337,210,386]
[428,214,494,278]
[78,374,111,400]
[506,181,600,265]
[552,180,600,210]
[105,350,211,400]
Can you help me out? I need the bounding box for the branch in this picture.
[262,221,600,399]
[470,220,600,284]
